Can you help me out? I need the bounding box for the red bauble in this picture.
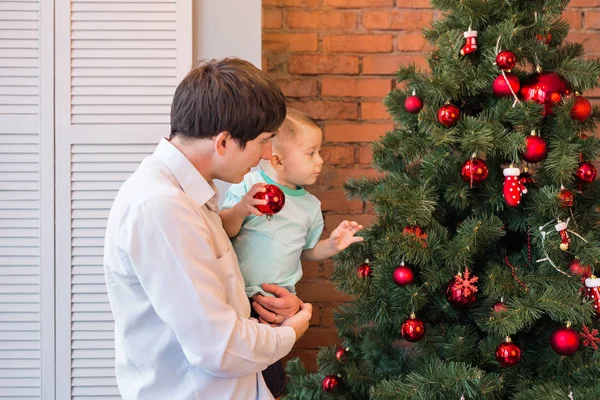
[492,301,508,313]
[584,276,600,317]
[254,184,285,216]
[393,263,414,286]
[335,347,348,362]
[496,50,517,71]
[461,158,489,185]
[493,73,520,97]
[357,260,372,278]
[550,326,580,356]
[437,104,460,127]
[405,95,423,114]
[558,187,574,208]
[536,31,553,44]
[571,96,592,122]
[575,161,597,184]
[401,314,426,342]
[521,134,548,163]
[569,260,592,279]
[495,338,522,367]
[446,268,478,308]
[520,72,570,116]
[322,375,341,393]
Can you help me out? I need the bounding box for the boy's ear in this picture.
[214,131,231,156]
[270,152,284,171]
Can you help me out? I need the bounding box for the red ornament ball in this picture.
[253,184,285,216]
[536,31,553,44]
[521,134,548,163]
[461,158,489,184]
[335,347,348,362]
[575,162,597,184]
[495,339,522,367]
[571,96,592,122]
[401,314,426,342]
[357,261,372,278]
[569,259,592,279]
[558,188,574,208]
[496,50,517,71]
[550,326,580,356]
[437,104,460,127]
[520,72,570,116]
[446,279,477,308]
[493,73,520,97]
[322,375,341,393]
[492,301,508,313]
[405,95,423,114]
[393,263,414,286]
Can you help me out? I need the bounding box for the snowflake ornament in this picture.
[580,325,600,350]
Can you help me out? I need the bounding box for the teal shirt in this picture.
[222,171,324,297]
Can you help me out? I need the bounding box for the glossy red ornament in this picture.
[393,262,414,286]
[503,167,527,207]
[521,133,548,163]
[357,260,372,278]
[437,104,460,127]
[584,276,600,317]
[461,158,489,185]
[322,375,341,393]
[575,161,597,184]
[520,72,570,116]
[496,50,517,71]
[571,96,592,122]
[335,347,348,362]
[253,184,285,217]
[570,260,592,279]
[493,73,520,97]
[446,268,478,308]
[460,28,478,56]
[492,301,508,313]
[536,31,552,44]
[495,337,522,367]
[405,95,423,114]
[550,325,580,356]
[401,314,426,342]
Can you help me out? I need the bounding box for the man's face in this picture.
[220,132,275,183]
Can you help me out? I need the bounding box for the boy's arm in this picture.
[219,182,267,238]
[302,220,364,261]
[220,206,246,238]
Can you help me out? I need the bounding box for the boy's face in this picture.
[278,124,324,187]
[222,131,274,183]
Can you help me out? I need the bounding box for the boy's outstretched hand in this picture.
[328,220,364,252]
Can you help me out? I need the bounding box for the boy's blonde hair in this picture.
[274,107,319,143]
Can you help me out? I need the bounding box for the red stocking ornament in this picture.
[503,167,527,207]
[584,276,600,317]
[460,28,478,56]
[555,220,571,251]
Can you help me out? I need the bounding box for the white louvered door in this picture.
[55,1,192,398]
[0,0,54,399]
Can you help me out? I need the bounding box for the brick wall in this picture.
[262,0,600,371]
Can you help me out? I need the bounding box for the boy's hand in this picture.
[234,183,268,217]
[328,220,364,253]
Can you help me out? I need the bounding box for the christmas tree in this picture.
[286,0,600,398]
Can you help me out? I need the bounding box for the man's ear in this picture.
[214,131,232,156]
[270,152,284,171]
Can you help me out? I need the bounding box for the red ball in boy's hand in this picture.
[253,184,285,216]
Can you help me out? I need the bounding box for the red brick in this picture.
[324,34,393,53]
[321,78,392,97]
[585,11,600,29]
[297,281,352,302]
[324,0,393,7]
[283,350,319,372]
[276,78,318,98]
[287,10,358,30]
[397,32,433,52]
[321,306,337,327]
[321,259,335,278]
[566,32,600,54]
[263,0,319,6]
[358,144,374,165]
[263,33,318,52]
[324,213,378,236]
[287,100,358,120]
[320,145,355,165]
[396,0,433,7]
[302,260,321,279]
[317,166,383,188]
[309,305,321,326]
[262,8,282,29]
[289,55,360,74]
[294,327,339,350]
[324,122,393,142]
[586,86,600,97]
[570,0,600,6]
[361,101,389,120]
[363,55,429,74]
[311,189,364,212]
[363,10,433,31]
[562,9,582,30]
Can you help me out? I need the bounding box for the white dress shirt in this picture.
[103,138,296,400]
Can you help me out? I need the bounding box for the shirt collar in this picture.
[153,138,218,209]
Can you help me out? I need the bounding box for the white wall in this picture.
[193,0,262,201]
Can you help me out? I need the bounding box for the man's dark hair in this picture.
[170,58,286,149]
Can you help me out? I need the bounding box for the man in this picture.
[104,58,312,399]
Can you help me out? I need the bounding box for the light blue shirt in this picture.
[103,139,295,400]
[222,171,324,297]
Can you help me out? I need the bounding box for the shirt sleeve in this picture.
[118,195,296,378]
[221,180,248,211]
[304,207,324,250]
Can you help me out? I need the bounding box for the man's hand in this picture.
[328,220,364,253]
[251,284,302,325]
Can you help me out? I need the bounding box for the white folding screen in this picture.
[54,1,192,398]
